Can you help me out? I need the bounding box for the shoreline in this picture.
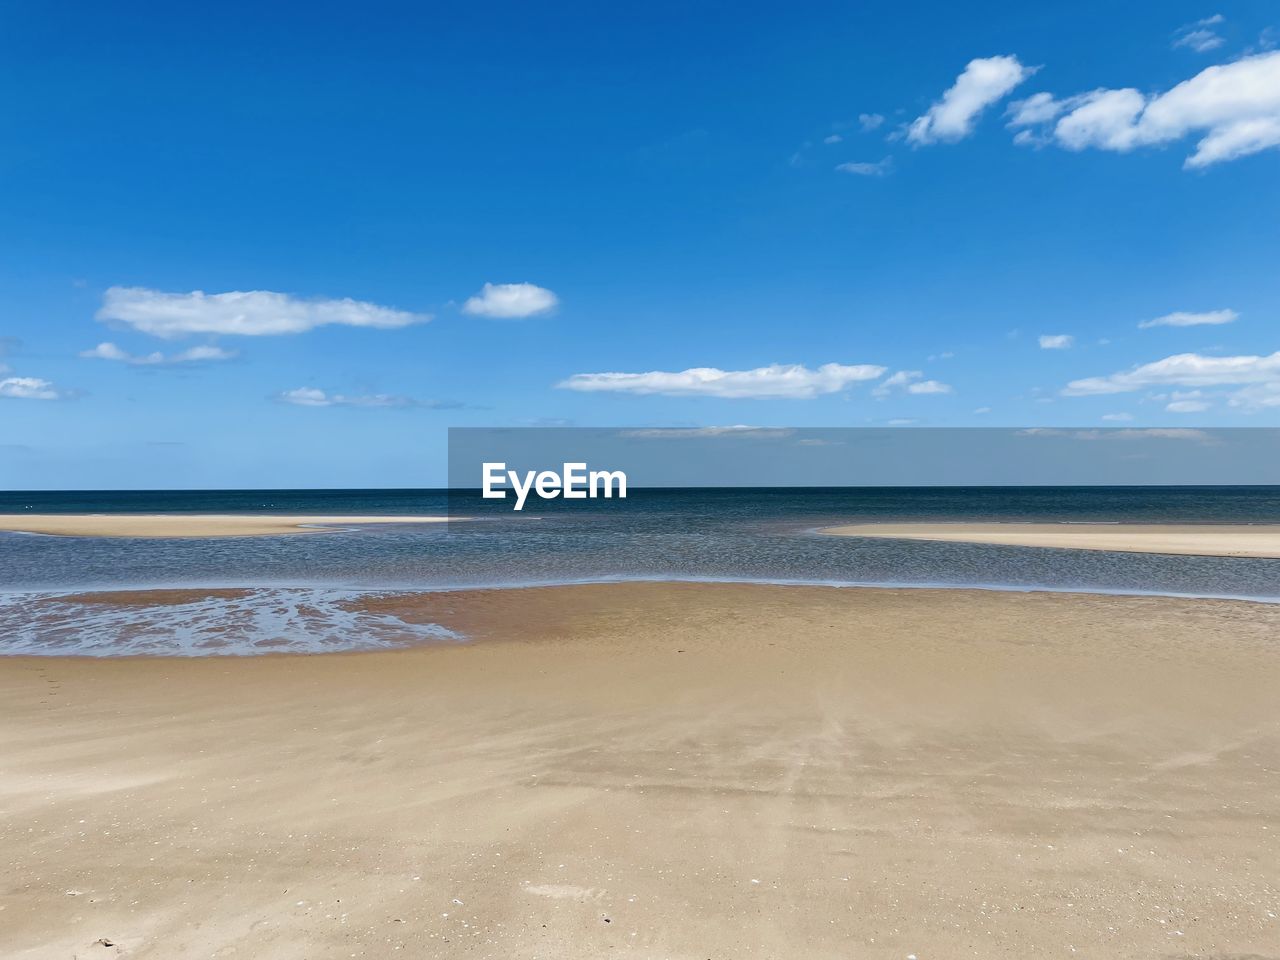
[6,573,1280,620]
[6,578,1280,661]
[0,513,453,538]
[3,581,1278,957]
[823,520,1280,558]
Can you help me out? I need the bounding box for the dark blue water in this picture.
[3,486,1280,599]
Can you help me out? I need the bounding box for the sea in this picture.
[2,486,1279,656]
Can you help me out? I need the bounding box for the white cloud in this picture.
[1019,427,1213,442]
[462,282,558,319]
[557,362,887,399]
[0,376,63,400]
[1007,91,1071,126]
[858,113,885,131]
[835,158,892,176]
[80,341,237,365]
[823,134,843,144]
[1054,90,1149,151]
[1174,29,1226,53]
[98,287,427,338]
[1191,115,1280,166]
[1229,383,1280,409]
[621,426,795,439]
[1101,412,1134,421]
[1063,351,1280,395]
[278,387,427,408]
[873,370,953,396]
[1174,14,1226,53]
[173,345,235,362]
[1167,398,1211,412]
[280,387,330,407]
[907,55,1035,145]
[1039,334,1074,349]
[908,379,951,394]
[873,370,917,395]
[1127,428,1215,440]
[1139,308,1238,328]
[973,406,992,414]
[1009,51,1280,168]
[81,342,131,362]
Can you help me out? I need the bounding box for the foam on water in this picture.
[0,588,461,657]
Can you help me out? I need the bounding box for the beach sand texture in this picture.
[2,582,1278,958]
[0,514,451,538]
[824,521,1280,558]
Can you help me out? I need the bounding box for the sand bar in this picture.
[0,513,452,538]
[2,581,1278,958]
[823,521,1280,558]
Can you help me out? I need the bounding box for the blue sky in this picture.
[2,1,1278,487]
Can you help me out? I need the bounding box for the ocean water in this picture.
[2,486,1279,655]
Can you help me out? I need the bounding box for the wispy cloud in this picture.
[98,287,427,338]
[859,113,885,131]
[1229,383,1280,409]
[277,387,459,409]
[557,362,887,399]
[1007,92,1066,128]
[0,376,65,400]
[1138,308,1237,328]
[1019,427,1214,442]
[80,341,237,365]
[1038,334,1074,349]
[1063,351,1280,411]
[872,370,953,396]
[1173,14,1226,53]
[621,426,795,439]
[908,380,952,394]
[462,282,558,319]
[1008,51,1280,168]
[835,157,893,176]
[907,55,1035,145]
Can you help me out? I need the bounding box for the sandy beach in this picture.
[0,514,451,538]
[824,521,1280,558]
[2,581,1278,958]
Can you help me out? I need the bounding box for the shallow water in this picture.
[0,588,461,656]
[3,487,1279,655]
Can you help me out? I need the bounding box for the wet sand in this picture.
[2,582,1278,958]
[824,521,1280,558]
[0,514,451,538]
